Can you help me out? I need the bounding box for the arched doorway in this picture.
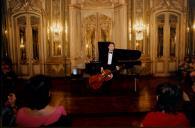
[10,12,44,78]
[151,11,186,76]
[82,13,112,61]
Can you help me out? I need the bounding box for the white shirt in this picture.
[107,52,113,65]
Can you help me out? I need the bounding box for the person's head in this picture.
[24,75,51,110]
[108,42,115,52]
[192,57,195,63]
[184,57,190,63]
[156,82,182,114]
[1,57,12,74]
[7,93,16,107]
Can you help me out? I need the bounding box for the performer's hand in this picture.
[108,74,113,79]
[101,67,104,73]
[116,66,120,71]
[183,91,190,101]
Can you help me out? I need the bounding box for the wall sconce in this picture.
[20,37,25,48]
[187,27,190,33]
[129,25,132,40]
[146,24,149,36]
[4,30,8,34]
[134,21,145,41]
[65,21,68,42]
[193,23,195,30]
[58,44,62,48]
[65,22,68,34]
[86,44,90,58]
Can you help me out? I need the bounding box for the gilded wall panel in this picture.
[152,0,185,12]
[134,0,143,19]
[45,64,65,76]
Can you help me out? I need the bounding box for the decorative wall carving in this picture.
[82,13,112,60]
[71,0,125,7]
[31,0,43,10]
[82,15,97,60]
[52,0,60,19]
[83,0,112,7]
[8,0,21,11]
[152,0,185,12]
[134,0,143,19]
[99,14,112,41]
[46,64,65,76]
[7,0,43,14]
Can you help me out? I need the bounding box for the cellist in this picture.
[99,42,120,92]
[100,42,120,72]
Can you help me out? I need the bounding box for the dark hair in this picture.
[109,42,115,46]
[156,82,182,114]
[2,57,13,69]
[24,75,51,110]
[184,56,191,63]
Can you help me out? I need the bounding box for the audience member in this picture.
[16,75,71,127]
[190,57,195,92]
[190,72,195,92]
[178,57,191,83]
[2,93,17,126]
[182,91,195,126]
[1,57,18,126]
[1,57,17,103]
[141,82,190,127]
[189,57,195,70]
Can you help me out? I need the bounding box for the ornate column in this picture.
[69,4,82,70]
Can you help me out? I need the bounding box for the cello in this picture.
[88,69,113,90]
[88,64,124,90]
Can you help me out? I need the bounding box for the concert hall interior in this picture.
[1,0,195,127]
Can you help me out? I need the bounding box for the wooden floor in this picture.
[14,74,194,127]
[44,75,195,127]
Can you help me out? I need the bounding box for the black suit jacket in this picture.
[100,50,118,71]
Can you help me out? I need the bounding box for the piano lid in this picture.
[114,49,141,60]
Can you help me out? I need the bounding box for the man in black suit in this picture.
[99,42,120,93]
[100,42,120,74]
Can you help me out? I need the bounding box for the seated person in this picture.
[100,42,119,92]
[16,75,70,127]
[1,57,17,103]
[1,57,18,127]
[141,82,189,127]
[190,57,195,92]
[178,57,190,82]
[190,71,195,92]
[89,42,120,91]
[182,91,195,126]
[2,93,17,127]
[100,42,120,75]
[189,57,195,70]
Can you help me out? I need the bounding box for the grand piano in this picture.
[85,42,141,75]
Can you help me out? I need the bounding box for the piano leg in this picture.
[134,77,137,92]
